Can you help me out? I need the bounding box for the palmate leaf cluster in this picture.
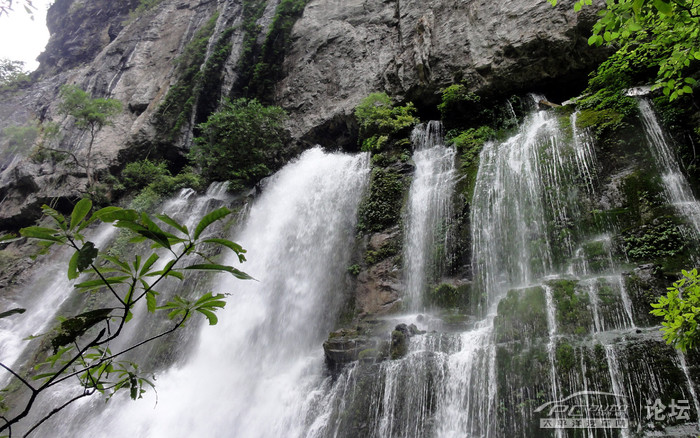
[0,199,250,436]
[549,0,699,100]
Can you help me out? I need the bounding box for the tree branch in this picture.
[36,147,85,170]
[51,312,188,386]
[0,363,35,393]
[23,391,93,438]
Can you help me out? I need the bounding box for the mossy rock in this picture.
[494,286,548,343]
[547,279,592,336]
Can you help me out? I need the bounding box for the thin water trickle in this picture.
[638,98,700,237]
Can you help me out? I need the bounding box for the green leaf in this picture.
[198,308,219,325]
[0,308,26,319]
[92,207,138,223]
[41,205,67,231]
[155,213,189,236]
[101,255,132,274]
[0,233,19,244]
[139,253,160,277]
[627,19,642,32]
[632,0,644,14]
[683,85,693,93]
[146,291,157,313]
[193,207,231,240]
[184,263,255,280]
[50,309,112,352]
[68,250,80,280]
[75,276,130,292]
[653,0,673,15]
[574,1,582,12]
[20,226,64,243]
[202,238,247,262]
[77,241,98,271]
[70,198,92,231]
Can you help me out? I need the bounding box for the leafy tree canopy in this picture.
[354,92,418,152]
[0,58,30,91]
[58,85,122,131]
[549,0,699,100]
[190,98,289,188]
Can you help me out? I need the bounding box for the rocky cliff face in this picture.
[0,0,603,229]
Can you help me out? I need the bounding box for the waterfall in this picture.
[4,181,239,436]
[638,98,700,236]
[7,96,700,437]
[404,121,456,308]
[51,147,370,438]
[471,100,564,300]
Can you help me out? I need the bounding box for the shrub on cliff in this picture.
[190,98,289,189]
[355,92,418,152]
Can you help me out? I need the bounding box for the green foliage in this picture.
[59,85,122,130]
[651,268,700,351]
[155,13,218,140]
[448,126,495,201]
[438,84,480,118]
[128,0,163,19]
[428,283,462,308]
[551,0,700,101]
[347,264,361,276]
[2,199,250,434]
[549,279,591,335]
[448,126,494,168]
[354,92,418,152]
[1,122,39,154]
[364,240,399,265]
[571,57,639,138]
[555,342,576,372]
[121,159,170,191]
[622,218,687,261]
[190,98,289,187]
[246,0,309,102]
[194,27,236,122]
[357,167,407,233]
[495,287,548,342]
[50,86,122,187]
[0,58,30,92]
[233,0,268,97]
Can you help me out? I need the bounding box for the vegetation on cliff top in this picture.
[354,92,418,152]
[550,0,699,101]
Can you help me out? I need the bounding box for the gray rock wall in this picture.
[0,0,605,228]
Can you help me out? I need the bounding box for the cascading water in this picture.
[404,121,456,308]
[4,180,238,436]
[638,98,700,236]
[51,147,370,438]
[0,224,116,377]
[6,95,700,438]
